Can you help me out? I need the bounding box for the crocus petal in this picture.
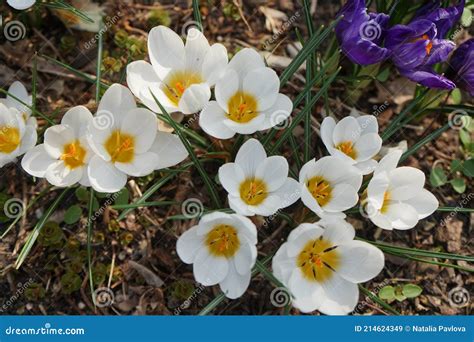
[215,69,239,112]
[333,116,361,145]
[242,67,279,112]
[178,83,211,114]
[149,131,188,170]
[321,116,336,151]
[255,156,289,192]
[148,25,185,80]
[202,43,228,86]
[388,166,425,201]
[234,138,267,177]
[88,155,127,193]
[260,94,293,130]
[176,225,202,264]
[7,0,35,10]
[319,273,359,315]
[184,28,210,73]
[219,262,251,299]
[199,101,235,139]
[97,84,136,128]
[193,248,229,286]
[21,144,55,178]
[45,161,83,187]
[337,240,385,283]
[227,48,265,83]
[61,106,93,138]
[115,151,159,177]
[44,125,75,159]
[120,109,157,154]
[403,189,438,219]
[353,133,382,161]
[398,67,456,90]
[218,163,245,196]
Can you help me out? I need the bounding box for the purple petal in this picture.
[416,0,465,38]
[342,38,390,65]
[386,20,436,49]
[425,39,455,65]
[398,67,456,90]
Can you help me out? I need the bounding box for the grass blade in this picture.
[359,285,400,315]
[149,89,222,208]
[87,189,96,305]
[192,0,203,28]
[400,122,451,162]
[15,188,70,269]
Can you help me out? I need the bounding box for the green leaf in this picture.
[379,285,395,300]
[75,187,89,202]
[429,166,447,187]
[451,177,466,193]
[461,8,473,27]
[451,88,462,105]
[114,188,130,206]
[462,158,474,177]
[402,284,422,298]
[64,205,83,224]
[376,67,390,82]
[450,159,463,173]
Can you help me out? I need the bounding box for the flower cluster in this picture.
[336,0,469,92]
[1,22,442,315]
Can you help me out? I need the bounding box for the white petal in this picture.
[184,28,210,73]
[215,69,239,112]
[235,138,267,177]
[227,48,265,83]
[320,218,355,245]
[403,189,438,219]
[149,131,188,169]
[319,273,358,315]
[255,156,288,192]
[218,163,245,196]
[45,161,83,187]
[292,287,326,313]
[354,159,378,175]
[272,242,295,284]
[333,116,361,145]
[97,84,136,128]
[388,167,425,201]
[243,67,279,112]
[18,124,37,154]
[120,109,157,154]
[223,114,265,134]
[193,249,229,286]
[300,185,324,216]
[357,115,378,135]
[367,172,390,209]
[7,81,31,113]
[178,83,211,114]
[369,211,394,230]
[126,60,176,113]
[323,183,359,212]
[320,116,336,152]
[202,43,228,86]
[199,101,235,139]
[176,225,203,264]
[61,106,93,138]
[288,268,318,299]
[337,240,385,283]
[260,94,293,130]
[219,262,251,299]
[271,178,301,208]
[250,194,281,216]
[7,0,35,10]
[88,155,127,193]
[21,144,55,178]
[115,152,159,177]
[286,225,324,257]
[44,125,75,159]
[231,213,258,245]
[233,243,255,275]
[353,133,382,161]
[148,25,185,80]
[386,202,419,230]
[228,195,254,216]
[375,150,402,176]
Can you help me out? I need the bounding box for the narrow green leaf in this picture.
[87,189,96,306]
[15,188,70,269]
[192,0,203,28]
[400,122,451,162]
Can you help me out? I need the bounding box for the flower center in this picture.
[60,140,87,169]
[162,71,203,106]
[297,237,339,283]
[239,178,267,205]
[411,34,432,55]
[105,130,135,163]
[380,190,391,214]
[227,91,258,123]
[205,224,240,258]
[306,176,332,207]
[0,126,20,154]
[335,141,357,159]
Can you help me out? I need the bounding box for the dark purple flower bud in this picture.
[449,39,474,96]
[335,0,390,65]
[414,0,465,38]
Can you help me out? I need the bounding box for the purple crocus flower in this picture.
[385,0,465,90]
[449,39,474,96]
[335,0,390,65]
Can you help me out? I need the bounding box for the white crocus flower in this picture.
[218,139,300,216]
[86,84,188,193]
[365,150,438,230]
[177,212,257,299]
[199,48,293,139]
[0,103,36,168]
[127,25,228,115]
[299,156,362,219]
[272,219,384,315]
[321,114,382,175]
[7,0,35,10]
[21,106,92,187]
[0,81,37,129]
